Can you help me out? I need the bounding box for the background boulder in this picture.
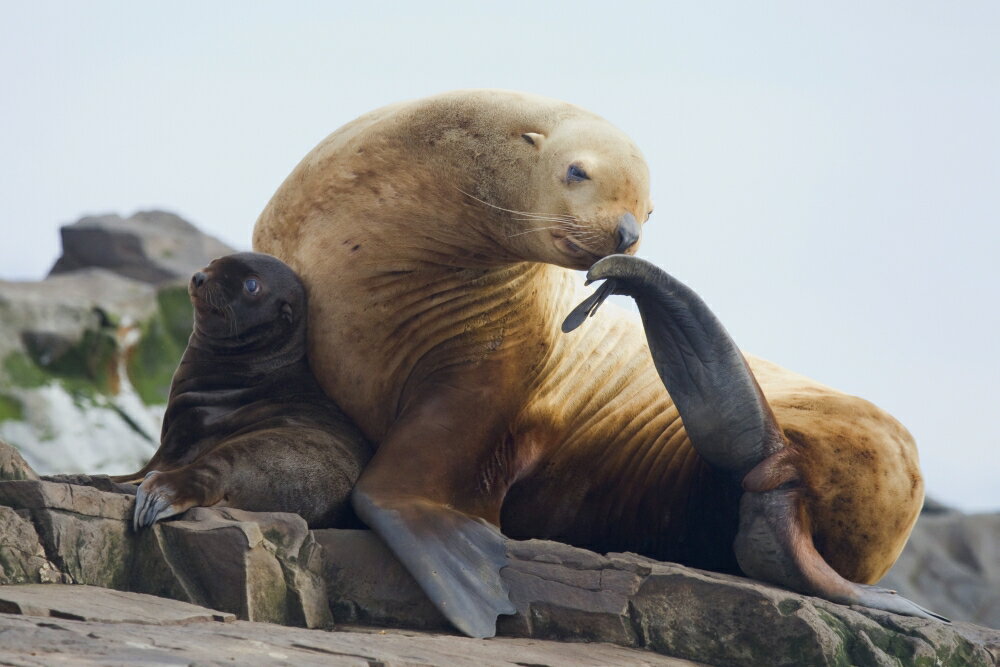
[49,211,235,285]
[0,211,234,476]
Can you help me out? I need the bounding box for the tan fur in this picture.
[253,89,922,583]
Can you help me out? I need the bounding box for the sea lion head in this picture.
[188,252,305,346]
[517,117,653,270]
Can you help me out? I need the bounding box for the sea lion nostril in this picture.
[615,213,640,253]
[192,272,207,287]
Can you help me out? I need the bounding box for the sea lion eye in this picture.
[244,278,261,295]
[566,164,589,183]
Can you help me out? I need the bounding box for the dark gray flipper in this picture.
[352,490,515,638]
[561,278,619,333]
[570,254,784,479]
[566,254,949,623]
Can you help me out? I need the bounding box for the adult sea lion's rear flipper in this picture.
[572,254,948,622]
[352,492,515,638]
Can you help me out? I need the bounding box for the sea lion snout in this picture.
[191,271,207,288]
[615,213,640,253]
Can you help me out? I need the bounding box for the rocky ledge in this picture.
[0,590,686,666]
[1,442,998,666]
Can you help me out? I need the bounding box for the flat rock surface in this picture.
[0,479,132,519]
[0,613,694,666]
[0,584,234,624]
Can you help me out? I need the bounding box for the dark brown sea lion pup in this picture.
[252,89,938,637]
[113,252,372,530]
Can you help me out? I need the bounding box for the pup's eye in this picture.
[244,278,261,295]
[566,164,589,182]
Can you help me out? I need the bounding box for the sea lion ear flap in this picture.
[521,132,545,148]
[280,302,293,324]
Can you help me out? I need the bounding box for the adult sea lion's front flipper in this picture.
[568,254,947,622]
[351,382,517,638]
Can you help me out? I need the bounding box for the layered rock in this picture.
[0,594,678,666]
[1,449,997,665]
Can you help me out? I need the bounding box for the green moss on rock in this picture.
[34,329,118,394]
[157,284,194,345]
[3,351,49,389]
[0,394,24,422]
[127,284,192,405]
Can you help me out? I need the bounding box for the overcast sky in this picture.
[1,2,997,511]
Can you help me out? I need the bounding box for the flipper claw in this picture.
[856,584,950,622]
[132,471,185,531]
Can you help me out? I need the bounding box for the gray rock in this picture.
[49,210,236,285]
[149,507,334,629]
[0,506,64,585]
[0,611,689,666]
[0,479,133,520]
[0,269,167,475]
[881,512,1000,629]
[0,438,38,482]
[0,479,135,589]
[0,584,234,624]
[1,477,998,664]
[315,528,450,630]
[316,529,1000,666]
[41,473,137,495]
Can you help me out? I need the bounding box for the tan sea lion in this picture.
[114,252,372,529]
[253,89,937,637]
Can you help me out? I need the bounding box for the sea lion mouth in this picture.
[189,283,229,320]
[552,233,603,268]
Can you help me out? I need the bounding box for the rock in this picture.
[316,530,1000,666]
[0,438,39,481]
[40,473,137,495]
[0,210,237,477]
[49,210,235,285]
[149,507,334,629]
[0,270,193,477]
[0,612,684,666]
[1,477,998,664]
[881,512,1000,629]
[0,584,234,624]
[0,507,64,585]
[315,528,450,630]
[0,479,134,590]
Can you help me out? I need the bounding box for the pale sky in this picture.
[1,2,997,511]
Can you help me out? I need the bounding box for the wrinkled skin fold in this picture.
[570,255,946,622]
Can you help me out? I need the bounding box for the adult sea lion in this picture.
[114,252,372,529]
[252,89,936,637]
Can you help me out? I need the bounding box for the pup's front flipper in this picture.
[133,470,208,531]
[572,254,948,622]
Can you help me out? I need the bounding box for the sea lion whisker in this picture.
[457,188,577,222]
[507,225,572,238]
